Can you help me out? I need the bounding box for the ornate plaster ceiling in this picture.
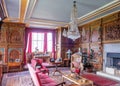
[1,0,120,29]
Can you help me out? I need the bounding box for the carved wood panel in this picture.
[10,30,21,43]
[90,43,102,70]
[103,20,120,41]
[0,25,7,43]
[0,48,4,63]
[81,43,90,53]
[90,25,101,42]
[8,48,23,63]
[0,22,25,67]
[81,25,90,43]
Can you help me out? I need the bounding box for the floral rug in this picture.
[2,67,72,86]
[2,67,119,86]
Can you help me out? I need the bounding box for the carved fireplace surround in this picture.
[97,43,120,81]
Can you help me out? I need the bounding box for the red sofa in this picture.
[31,58,49,75]
[28,64,65,86]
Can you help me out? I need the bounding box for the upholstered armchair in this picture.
[31,58,49,75]
[71,53,84,74]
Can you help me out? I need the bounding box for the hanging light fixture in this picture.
[62,1,80,41]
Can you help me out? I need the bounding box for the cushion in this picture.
[37,73,54,84]
[41,78,55,84]
[50,58,55,62]
[72,62,79,68]
[31,59,37,69]
[42,82,56,86]
[35,62,42,69]
[36,59,43,64]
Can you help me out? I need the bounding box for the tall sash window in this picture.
[31,32,53,52]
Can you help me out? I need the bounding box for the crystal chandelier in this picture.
[62,1,80,41]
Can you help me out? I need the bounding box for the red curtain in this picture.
[24,27,56,64]
[27,32,32,53]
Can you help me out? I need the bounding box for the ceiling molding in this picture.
[26,18,68,26]
[0,0,6,18]
[2,0,120,29]
[27,0,37,19]
[2,0,8,17]
[3,17,20,22]
[20,0,29,22]
[78,0,120,24]
[27,23,58,29]
[80,10,120,26]
[28,22,58,26]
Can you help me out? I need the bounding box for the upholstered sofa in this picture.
[28,63,65,86]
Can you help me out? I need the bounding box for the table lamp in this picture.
[66,49,72,59]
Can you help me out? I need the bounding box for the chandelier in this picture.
[62,1,80,41]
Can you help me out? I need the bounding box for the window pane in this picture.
[32,33,44,52]
[32,33,37,40]
[32,41,37,52]
[31,32,53,52]
[47,33,52,52]
[37,41,44,52]
[47,41,52,52]
[47,33,52,40]
[38,33,44,40]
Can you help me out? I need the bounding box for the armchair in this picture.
[71,53,84,74]
[31,58,49,75]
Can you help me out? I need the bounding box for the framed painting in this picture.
[103,20,120,41]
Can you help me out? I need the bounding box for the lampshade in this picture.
[66,49,72,54]
[62,1,80,41]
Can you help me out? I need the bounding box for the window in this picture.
[31,32,53,52]
[47,33,52,52]
[32,33,44,52]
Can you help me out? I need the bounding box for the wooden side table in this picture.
[64,58,70,67]
[52,62,62,75]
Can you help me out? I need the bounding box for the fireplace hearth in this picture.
[106,53,120,69]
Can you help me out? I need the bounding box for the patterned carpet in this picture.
[2,71,34,86]
[2,67,119,86]
[2,67,72,86]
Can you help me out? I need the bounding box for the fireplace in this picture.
[96,44,120,81]
[106,53,120,69]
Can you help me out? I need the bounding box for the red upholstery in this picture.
[31,58,49,75]
[82,73,118,86]
[28,64,42,86]
[27,64,65,86]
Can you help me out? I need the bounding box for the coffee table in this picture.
[62,74,93,86]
